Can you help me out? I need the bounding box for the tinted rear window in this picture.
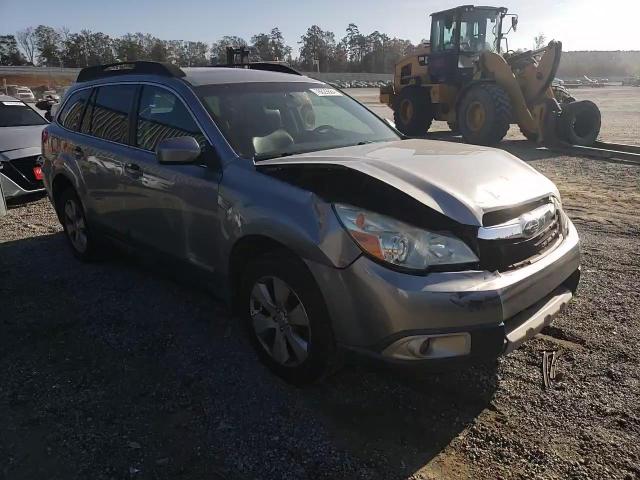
[89,85,137,144]
[58,89,92,131]
[0,101,47,127]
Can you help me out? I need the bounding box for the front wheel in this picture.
[393,87,433,136]
[458,83,512,146]
[241,252,339,384]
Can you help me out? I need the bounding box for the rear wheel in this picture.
[556,100,601,146]
[56,187,99,261]
[241,252,339,384]
[458,83,512,146]
[393,87,433,136]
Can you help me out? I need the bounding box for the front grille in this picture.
[0,156,43,191]
[478,212,562,271]
[482,197,551,227]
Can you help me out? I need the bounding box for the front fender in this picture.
[217,162,361,276]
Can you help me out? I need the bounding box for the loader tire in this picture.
[458,83,512,146]
[557,100,601,146]
[393,87,433,136]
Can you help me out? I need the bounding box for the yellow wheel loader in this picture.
[380,5,601,146]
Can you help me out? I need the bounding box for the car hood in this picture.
[258,139,559,226]
[0,125,45,154]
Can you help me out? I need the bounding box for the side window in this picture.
[80,89,97,134]
[89,85,136,144]
[136,86,207,151]
[432,16,456,52]
[58,89,92,131]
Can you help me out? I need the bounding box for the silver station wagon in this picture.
[41,61,580,384]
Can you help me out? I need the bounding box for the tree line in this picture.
[0,24,418,73]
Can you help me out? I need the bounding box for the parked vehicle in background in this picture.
[14,87,36,102]
[41,61,580,384]
[0,95,48,200]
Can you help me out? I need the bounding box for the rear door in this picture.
[76,84,138,237]
[122,84,222,271]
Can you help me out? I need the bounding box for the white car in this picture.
[15,87,36,102]
[0,95,47,200]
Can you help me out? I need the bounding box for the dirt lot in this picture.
[1,88,639,480]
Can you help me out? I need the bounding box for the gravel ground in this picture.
[1,142,639,478]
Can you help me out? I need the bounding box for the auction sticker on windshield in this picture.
[309,88,342,97]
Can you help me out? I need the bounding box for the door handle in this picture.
[124,163,142,177]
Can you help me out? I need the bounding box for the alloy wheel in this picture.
[63,198,88,253]
[249,276,311,366]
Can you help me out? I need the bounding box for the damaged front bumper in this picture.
[306,220,581,366]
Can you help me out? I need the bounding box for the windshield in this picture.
[459,10,500,53]
[195,82,399,160]
[0,101,47,127]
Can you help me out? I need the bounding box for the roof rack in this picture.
[77,61,185,82]
[214,62,302,76]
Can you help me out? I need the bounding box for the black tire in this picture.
[55,187,100,261]
[393,87,433,136]
[458,83,512,146]
[240,251,339,385]
[556,100,601,146]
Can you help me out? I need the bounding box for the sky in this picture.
[1,0,639,55]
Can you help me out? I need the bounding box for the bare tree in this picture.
[534,33,547,50]
[16,27,37,64]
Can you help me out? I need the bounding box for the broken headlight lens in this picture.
[334,204,479,270]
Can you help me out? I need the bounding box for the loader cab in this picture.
[428,5,507,85]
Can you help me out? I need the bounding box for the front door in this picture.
[429,12,461,84]
[121,84,223,273]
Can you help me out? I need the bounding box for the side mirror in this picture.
[511,16,518,32]
[156,136,201,164]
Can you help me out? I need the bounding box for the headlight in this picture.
[334,204,479,270]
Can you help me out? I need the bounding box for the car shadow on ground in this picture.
[5,191,47,208]
[0,232,498,480]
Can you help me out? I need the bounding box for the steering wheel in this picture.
[312,124,338,135]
